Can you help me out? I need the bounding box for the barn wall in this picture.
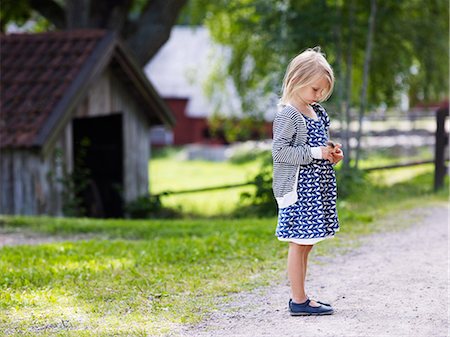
[0,150,13,214]
[110,72,151,203]
[1,66,156,216]
[0,147,64,216]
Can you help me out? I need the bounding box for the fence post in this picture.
[434,106,448,191]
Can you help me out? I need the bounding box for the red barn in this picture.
[146,26,274,146]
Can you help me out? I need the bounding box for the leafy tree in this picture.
[188,0,449,165]
[179,0,448,211]
[0,0,188,66]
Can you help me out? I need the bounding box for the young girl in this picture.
[272,47,343,316]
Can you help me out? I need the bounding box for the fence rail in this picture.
[363,160,435,172]
[155,160,444,198]
[156,106,448,197]
[156,182,254,197]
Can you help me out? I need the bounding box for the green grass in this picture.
[0,217,285,336]
[148,149,440,217]
[149,157,261,216]
[367,163,436,185]
[1,159,448,335]
[357,148,434,169]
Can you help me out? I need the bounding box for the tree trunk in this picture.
[29,0,188,66]
[354,0,377,169]
[342,0,355,169]
[89,0,133,30]
[124,0,188,66]
[66,0,90,29]
[333,0,344,147]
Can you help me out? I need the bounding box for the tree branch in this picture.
[123,0,188,66]
[29,0,66,29]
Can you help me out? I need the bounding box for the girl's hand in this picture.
[332,143,344,164]
[331,147,344,164]
[320,146,334,162]
[326,142,344,164]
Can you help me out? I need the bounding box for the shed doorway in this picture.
[72,114,124,218]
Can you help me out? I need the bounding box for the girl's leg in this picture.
[288,242,319,306]
[302,244,312,290]
[302,245,314,301]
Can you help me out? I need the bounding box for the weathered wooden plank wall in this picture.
[109,71,151,202]
[1,66,153,216]
[0,148,63,215]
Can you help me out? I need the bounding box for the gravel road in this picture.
[180,205,449,337]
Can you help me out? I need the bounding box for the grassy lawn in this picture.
[149,156,261,216]
[1,217,285,336]
[149,151,439,216]
[1,157,448,335]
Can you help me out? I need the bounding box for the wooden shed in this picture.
[0,30,175,217]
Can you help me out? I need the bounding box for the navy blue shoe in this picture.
[289,299,334,316]
[307,296,331,307]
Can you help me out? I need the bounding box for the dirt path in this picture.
[0,229,94,247]
[0,231,64,247]
[180,205,449,337]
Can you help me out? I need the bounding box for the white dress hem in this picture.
[277,234,336,245]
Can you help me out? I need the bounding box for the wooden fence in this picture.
[366,106,448,191]
[157,106,449,197]
[434,106,449,190]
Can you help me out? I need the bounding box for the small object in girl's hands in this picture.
[326,141,336,149]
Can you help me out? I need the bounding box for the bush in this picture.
[335,166,370,199]
[124,195,182,219]
[235,161,372,217]
[229,148,271,165]
[235,157,277,217]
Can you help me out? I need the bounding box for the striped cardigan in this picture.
[272,104,327,208]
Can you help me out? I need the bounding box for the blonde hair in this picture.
[280,47,334,105]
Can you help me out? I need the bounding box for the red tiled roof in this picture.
[0,30,108,148]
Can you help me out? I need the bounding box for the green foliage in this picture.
[177,0,207,25]
[229,147,271,164]
[209,114,266,143]
[58,137,92,217]
[188,0,448,152]
[1,0,33,31]
[1,0,53,32]
[236,153,275,217]
[194,0,448,107]
[335,166,369,199]
[48,142,91,218]
[124,195,182,219]
[151,146,184,159]
[201,0,290,113]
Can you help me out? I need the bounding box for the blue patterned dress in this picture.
[276,104,339,245]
